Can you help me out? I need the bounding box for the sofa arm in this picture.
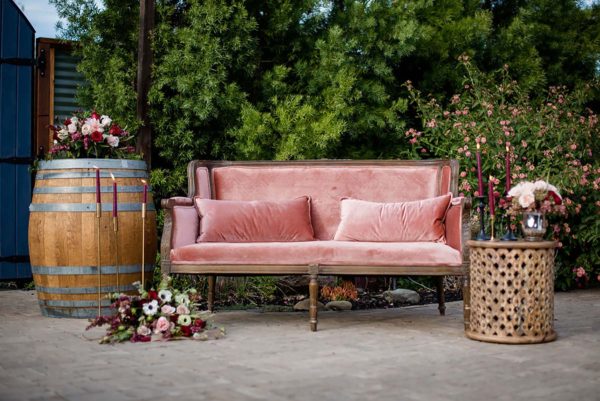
[160,197,197,277]
[445,197,470,256]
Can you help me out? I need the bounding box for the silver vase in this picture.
[521,211,547,241]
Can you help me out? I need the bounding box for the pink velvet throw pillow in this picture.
[194,197,314,242]
[333,194,452,242]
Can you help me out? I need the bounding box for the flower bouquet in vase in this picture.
[507,180,563,241]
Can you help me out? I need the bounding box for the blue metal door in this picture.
[0,0,35,280]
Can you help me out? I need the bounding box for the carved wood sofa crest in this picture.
[161,160,471,331]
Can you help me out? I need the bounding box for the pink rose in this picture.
[176,304,190,315]
[106,135,119,147]
[137,325,151,336]
[155,316,171,333]
[161,304,176,315]
[86,118,104,134]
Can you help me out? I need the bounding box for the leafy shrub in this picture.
[321,281,359,302]
[405,56,600,290]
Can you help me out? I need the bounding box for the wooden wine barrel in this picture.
[28,159,157,318]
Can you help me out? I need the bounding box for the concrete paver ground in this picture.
[0,289,599,401]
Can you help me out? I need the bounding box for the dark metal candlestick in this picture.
[501,217,518,241]
[475,196,490,241]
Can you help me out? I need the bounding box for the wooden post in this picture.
[136,0,155,166]
[207,275,216,312]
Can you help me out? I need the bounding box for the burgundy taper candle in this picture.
[488,177,495,216]
[141,179,148,204]
[505,145,511,193]
[476,143,484,196]
[111,173,117,218]
[94,166,101,203]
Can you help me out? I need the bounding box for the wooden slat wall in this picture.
[34,39,84,154]
[52,49,84,124]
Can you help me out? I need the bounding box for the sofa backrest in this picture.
[190,161,458,240]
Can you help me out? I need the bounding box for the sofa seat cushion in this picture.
[170,241,462,267]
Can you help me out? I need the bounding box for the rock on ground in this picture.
[325,301,353,311]
[382,288,420,304]
[293,298,325,311]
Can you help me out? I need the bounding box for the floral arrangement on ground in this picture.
[87,277,225,343]
[49,110,139,159]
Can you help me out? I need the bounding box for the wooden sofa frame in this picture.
[161,160,472,331]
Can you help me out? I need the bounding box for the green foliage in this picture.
[149,0,257,196]
[406,58,600,289]
[53,0,600,290]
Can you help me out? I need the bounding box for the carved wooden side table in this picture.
[465,240,557,344]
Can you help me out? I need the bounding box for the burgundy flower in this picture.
[547,191,562,205]
[91,131,104,143]
[131,334,151,343]
[64,118,71,125]
[148,290,159,300]
[109,124,123,136]
[180,325,192,337]
[91,111,101,120]
[83,136,89,150]
[193,318,206,329]
[170,314,179,323]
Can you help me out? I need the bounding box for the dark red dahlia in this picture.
[91,131,103,143]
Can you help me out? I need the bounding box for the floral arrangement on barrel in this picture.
[48,110,138,159]
[87,277,225,343]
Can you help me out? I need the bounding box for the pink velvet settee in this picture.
[160,160,471,331]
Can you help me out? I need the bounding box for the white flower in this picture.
[81,124,92,136]
[158,289,172,303]
[106,135,119,148]
[67,123,78,133]
[70,116,78,124]
[533,180,548,192]
[57,129,69,140]
[174,293,190,306]
[142,300,159,316]
[177,314,192,326]
[518,193,535,208]
[100,115,112,127]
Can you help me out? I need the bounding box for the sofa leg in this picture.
[309,265,319,332]
[436,276,446,316]
[207,275,216,312]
